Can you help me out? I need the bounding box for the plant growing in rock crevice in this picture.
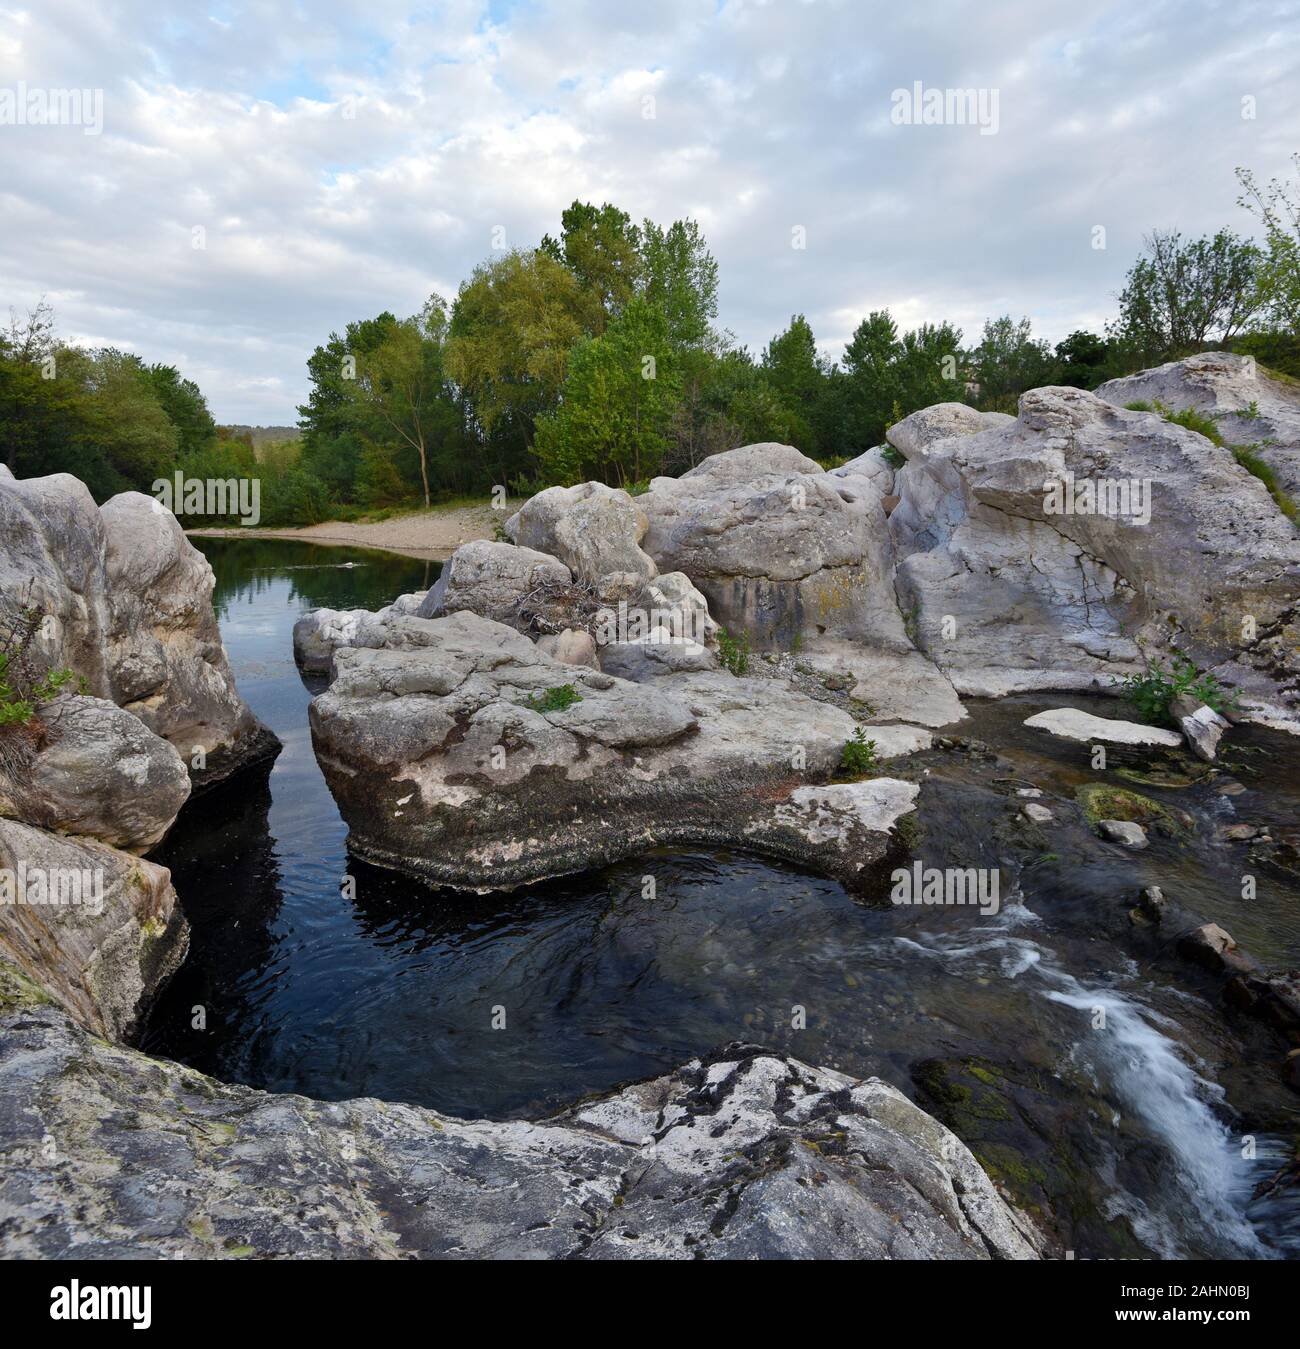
[717,627,750,676]
[0,595,85,779]
[838,727,880,778]
[525,683,583,713]
[1111,651,1238,726]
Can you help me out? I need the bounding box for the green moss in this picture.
[1076,783,1187,837]
[0,960,53,1012]
[1232,444,1298,523]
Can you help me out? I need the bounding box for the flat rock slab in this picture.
[1023,707,1182,748]
[0,1008,1039,1261]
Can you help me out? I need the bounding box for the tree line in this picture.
[3,154,1297,524]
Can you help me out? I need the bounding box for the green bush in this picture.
[526,684,583,713]
[839,727,880,777]
[717,627,750,676]
[1112,653,1239,726]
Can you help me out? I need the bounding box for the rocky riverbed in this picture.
[2,355,1298,1259]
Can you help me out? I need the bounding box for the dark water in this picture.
[142,537,1300,1259]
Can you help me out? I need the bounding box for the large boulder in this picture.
[889,386,1300,716]
[1097,351,1300,499]
[0,695,191,852]
[505,482,656,585]
[416,539,573,625]
[0,1015,1039,1260]
[307,610,921,891]
[0,472,278,788]
[639,443,907,649]
[0,819,187,1040]
[886,403,1014,460]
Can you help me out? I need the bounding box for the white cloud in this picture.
[0,0,1297,423]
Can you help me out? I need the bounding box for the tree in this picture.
[1237,155,1300,336]
[533,295,681,485]
[540,201,642,336]
[1114,229,1262,360]
[146,364,217,456]
[638,218,719,352]
[970,315,1053,409]
[348,297,452,508]
[761,315,832,456]
[446,249,586,480]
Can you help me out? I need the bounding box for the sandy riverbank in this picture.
[187,502,512,561]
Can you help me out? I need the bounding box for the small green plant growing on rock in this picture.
[1112,652,1238,726]
[839,727,880,777]
[0,600,84,727]
[526,683,582,713]
[717,627,750,676]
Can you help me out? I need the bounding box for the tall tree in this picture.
[1237,155,1300,336]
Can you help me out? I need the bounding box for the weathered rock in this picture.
[0,820,186,1040]
[1097,819,1148,848]
[0,1017,1039,1259]
[506,482,656,585]
[639,443,907,648]
[886,403,1014,460]
[598,634,716,680]
[1023,707,1182,748]
[1022,803,1054,824]
[830,445,898,495]
[0,695,190,853]
[0,472,278,789]
[889,386,1300,714]
[536,628,599,667]
[1097,351,1300,499]
[1171,693,1230,761]
[307,610,921,891]
[1178,921,1248,974]
[100,493,279,785]
[416,539,572,626]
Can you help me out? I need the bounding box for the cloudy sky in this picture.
[2,0,1298,424]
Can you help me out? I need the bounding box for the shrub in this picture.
[839,727,880,777]
[0,602,84,727]
[526,684,583,713]
[1112,652,1239,726]
[717,627,750,676]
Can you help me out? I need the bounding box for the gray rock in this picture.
[0,820,187,1039]
[0,1012,1039,1260]
[889,386,1300,717]
[886,403,1014,460]
[506,482,656,584]
[1097,819,1148,848]
[0,695,190,852]
[1022,803,1054,824]
[307,611,924,891]
[1023,707,1182,748]
[0,473,277,791]
[536,628,599,667]
[598,635,716,680]
[1097,351,1300,499]
[416,539,572,625]
[1171,694,1230,761]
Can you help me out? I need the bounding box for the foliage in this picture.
[839,727,880,777]
[525,683,583,713]
[716,627,750,676]
[1112,652,1239,726]
[1113,229,1262,362]
[1232,445,1299,523]
[1237,154,1300,336]
[0,601,84,728]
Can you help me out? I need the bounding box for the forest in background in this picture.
[2,155,1298,526]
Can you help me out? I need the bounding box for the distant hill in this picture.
[218,424,301,448]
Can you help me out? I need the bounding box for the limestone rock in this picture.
[1023,707,1182,748]
[416,539,572,626]
[0,695,190,852]
[506,482,656,585]
[1097,820,1148,848]
[0,819,187,1039]
[1097,351,1300,499]
[0,1018,1039,1260]
[1171,694,1230,762]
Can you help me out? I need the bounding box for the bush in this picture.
[839,727,880,777]
[526,684,583,712]
[717,627,750,676]
[1112,653,1239,726]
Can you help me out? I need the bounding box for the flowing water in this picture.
[141,537,1300,1259]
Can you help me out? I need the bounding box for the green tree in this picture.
[533,295,681,484]
[1114,228,1262,361]
[1237,154,1300,336]
[760,315,832,456]
[638,218,719,351]
[540,201,643,335]
[146,364,217,456]
[970,315,1054,409]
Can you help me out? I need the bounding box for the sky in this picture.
[1,0,1298,425]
